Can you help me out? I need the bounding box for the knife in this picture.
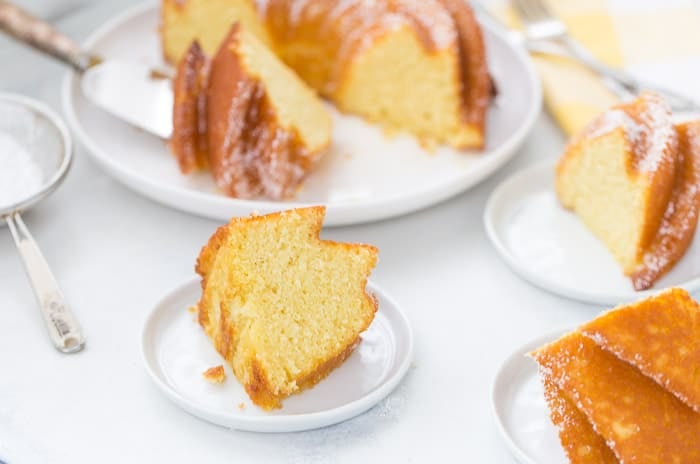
[0,0,173,139]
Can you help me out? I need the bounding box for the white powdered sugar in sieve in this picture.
[0,131,43,210]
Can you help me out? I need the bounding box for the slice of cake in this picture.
[194,206,378,410]
[581,287,700,413]
[170,23,332,199]
[556,93,700,290]
[531,331,700,462]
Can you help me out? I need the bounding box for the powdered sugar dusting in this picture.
[587,93,675,173]
[0,132,43,210]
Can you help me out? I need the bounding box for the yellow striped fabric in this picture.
[496,0,700,136]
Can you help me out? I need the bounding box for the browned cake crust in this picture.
[170,41,209,173]
[206,25,317,199]
[581,287,700,414]
[542,377,619,464]
[434,0,490,137]
[532,331,700,463]
[170,24,325,200]
[630,121,700,289]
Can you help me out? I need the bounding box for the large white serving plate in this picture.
[62,2,541,226]
[141,278,413,433]
[484,163,700,305]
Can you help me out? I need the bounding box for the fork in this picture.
[511,0,700,112]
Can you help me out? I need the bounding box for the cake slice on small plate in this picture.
[556,93,700,290]
[195,206,378,410]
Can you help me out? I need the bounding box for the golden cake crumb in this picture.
[202,365,226,384]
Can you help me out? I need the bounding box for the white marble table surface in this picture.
[0,1,606,463]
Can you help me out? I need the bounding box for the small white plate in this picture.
[141,278,413,433]
[61,2,541,226]
[491,330,569,464]
[484,163,700,305]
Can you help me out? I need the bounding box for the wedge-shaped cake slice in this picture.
[581,287,700,413]
[556,94,700,290]
[195,206,378,410]
[531,331,700,463]
[542,377,618,464]
[170,23,332,200]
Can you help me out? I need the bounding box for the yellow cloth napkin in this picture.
[499,0,700,136]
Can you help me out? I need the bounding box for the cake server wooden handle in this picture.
[6,213,85,354]
[0,0,98,72]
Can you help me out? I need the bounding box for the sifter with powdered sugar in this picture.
[0,92,85,353]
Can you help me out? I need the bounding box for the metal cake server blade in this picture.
[81,60,173,138]
[0,0,173,139]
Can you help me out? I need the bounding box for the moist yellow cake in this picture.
[171,23,332,199]
[556,93,700,290]
[162,0,491,149]
[194,206,378,410]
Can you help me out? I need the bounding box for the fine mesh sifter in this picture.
[0,93,85,353]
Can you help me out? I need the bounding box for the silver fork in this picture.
[512,0,699,112]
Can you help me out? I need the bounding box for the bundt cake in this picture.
[162,0,491,149]
[531,289,700,463]
[170,23,332,199]
[556,92,700,290]
[194,206,378,410]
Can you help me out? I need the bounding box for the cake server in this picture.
[0,0,173,138]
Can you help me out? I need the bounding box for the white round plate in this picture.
[491,330,569,464]
[141,278,413,433]
[62,2,541,226]
[484,162,700,305]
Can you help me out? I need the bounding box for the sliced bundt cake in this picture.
[195,206,378,410]
[162,0,490,149]
[556,93,700,290]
